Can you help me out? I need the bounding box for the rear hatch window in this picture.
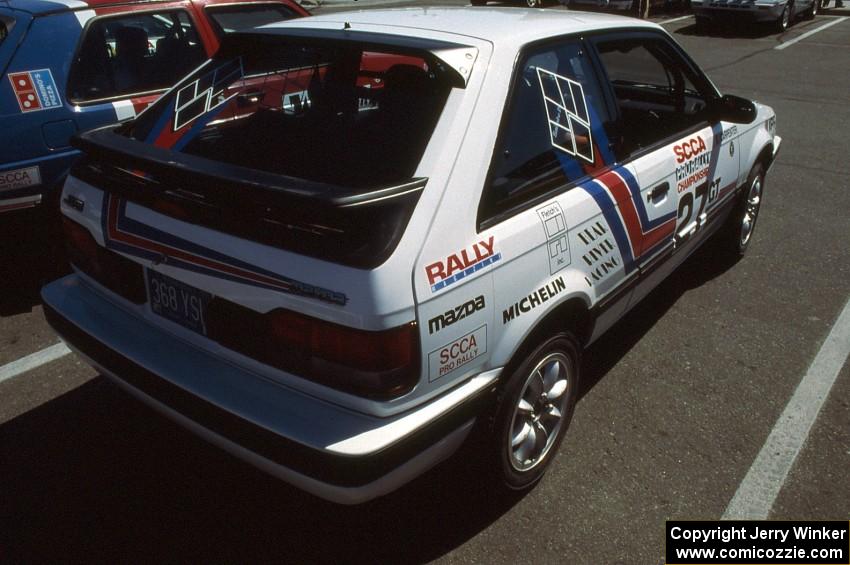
[74,35,459,267]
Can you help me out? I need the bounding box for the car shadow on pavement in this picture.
[0,208,69,317]
[676,21,779,38]
[0,240,738,563]
[579,240,740,398]
[0,377,527,563]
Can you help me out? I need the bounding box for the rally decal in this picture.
[536,68,594,164]
[579,167,676,275]
[101,195,347,305]
[425,236,501,293]
[8,70,62,113]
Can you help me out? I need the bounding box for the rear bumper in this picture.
[42,275,498,504]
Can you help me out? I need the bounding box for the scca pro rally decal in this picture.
[101,195,347,305]
[425,236,500,293]
[428,295,485,334]
[675,136,710,193]
[8,70,62,112]
[429,325,487,382]
[0,166,41,192]
[503,275,566,324]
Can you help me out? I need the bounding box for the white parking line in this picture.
[0,342,72,385]
[775,16,848,50]
[723,297,850,519]
[660,15,694,25]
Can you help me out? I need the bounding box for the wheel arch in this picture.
[496,293,592,385]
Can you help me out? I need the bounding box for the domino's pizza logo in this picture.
[8,69,62,113]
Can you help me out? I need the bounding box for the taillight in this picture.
[207,300,420,399]
[62,216,100,275]
[268,309,416,373]
[62,216,146,304]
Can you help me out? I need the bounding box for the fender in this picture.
[490,276,592,372]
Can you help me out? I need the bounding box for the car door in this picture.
[589,32,740,307]
[473,38,645,352]
[67,5,211,134]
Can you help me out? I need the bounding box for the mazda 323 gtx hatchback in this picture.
[43,8,780,504]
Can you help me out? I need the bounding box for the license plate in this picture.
[147,269,211,335]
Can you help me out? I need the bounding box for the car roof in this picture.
[266,7,660,48]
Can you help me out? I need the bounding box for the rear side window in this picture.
[68,11,206,103]
[205,4,300,38]
[0,15,14,45]
[479,40,615,225]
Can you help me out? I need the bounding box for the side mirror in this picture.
[709,94,757,125]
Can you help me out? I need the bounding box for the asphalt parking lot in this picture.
[1,4,849,563]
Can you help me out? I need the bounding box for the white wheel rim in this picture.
[507,352,572,472]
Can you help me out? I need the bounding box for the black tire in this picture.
[805,0,818,17]
[777,1,793,30]
[489,333,581,490]
[716,162,765,258]
[526,0,544,7]
[470,0,487,4]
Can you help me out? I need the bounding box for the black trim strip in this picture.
[43,302,493,488]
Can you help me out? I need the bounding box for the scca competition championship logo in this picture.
[8,69,62,113]
[675,136,711,193]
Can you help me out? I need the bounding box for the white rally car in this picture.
[43,8,780,504]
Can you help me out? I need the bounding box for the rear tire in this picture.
[470,0,487,4]
[489,333,580,490]
[776,1,793,30]
[716,163,765,259]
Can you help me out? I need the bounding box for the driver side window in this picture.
[593,36,712,158]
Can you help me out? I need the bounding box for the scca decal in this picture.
[428,294,485,334]
[0,166,41,192]
[428,325,487,382]
[674,136,707,164]
[502,276,566,324]
[425,236,501,292]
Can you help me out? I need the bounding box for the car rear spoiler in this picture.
[71,126,428,210]
[219,28,479,87]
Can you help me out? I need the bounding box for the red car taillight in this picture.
[62,216,146,304]
[207,300,420,399]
